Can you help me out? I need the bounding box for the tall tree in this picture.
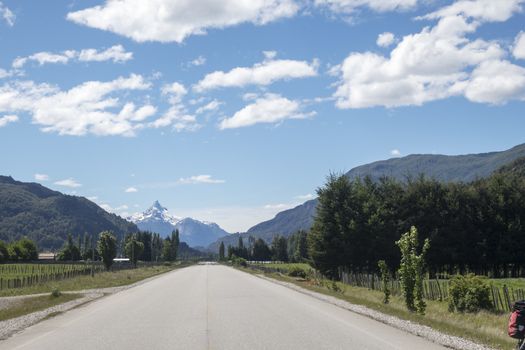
[252,238,272,261]
[125,235,145,267]
[98,231,117,271]
[271,235,288,262]
[219,241,225,261]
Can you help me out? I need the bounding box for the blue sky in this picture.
[0,0,524,232]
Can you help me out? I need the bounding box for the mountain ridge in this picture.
[0,175,138,249]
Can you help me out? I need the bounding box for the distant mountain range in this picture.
[130,201,229,248]
[208,143,525,252]
[0,176,137,249]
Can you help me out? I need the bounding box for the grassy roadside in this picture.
[0,293,81,322]
[239,266,514,350]
[0,263,190,297]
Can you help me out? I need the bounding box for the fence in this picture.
[0,261,163,291]
[247,263,525,312]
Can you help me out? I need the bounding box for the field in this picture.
[245,262,521,350]
[0,294,81,322]
[0,263,186,297]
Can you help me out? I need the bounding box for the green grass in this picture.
[0,263,186,297]
[241,266,516,350]
[0,293,80,322]
[249,262,312,272]
[490,278,525,289]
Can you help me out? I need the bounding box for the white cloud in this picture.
[194,55,318,92]
[0,114,18,127]
[315,0,418,15]
[514,31,525,60]
[149,82,199,131]
[331,1,525,109]
[296,193,315,200]
[377,32,395,47]
[34,173,49,181]
[54,178,82,188]
[13,45,133,69]
[264,203,292,210]
[219,93,313,129]
[125,186,138,193]
[418,0,523,22]
[196,99,223,114]
[178,175,225,184]
[390,149,401,156]
[78,45,133,63]
[455,59,525,104]
[190,56,206,66]
[0,74,157,136]
[87,196,98,201]
[0,2,14,26]
[67,0,299,43]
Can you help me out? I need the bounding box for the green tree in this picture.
[162,230,179,262]
[57,233,81,261]
[396,226,430,314]
[9,237,39,261]
[125,235,144,267]
[252,238,272,261]
[308,173,354,278]
[0,240,8,262]
[271,235,288,262]
[219,241,225,261]
[98,231,117,271]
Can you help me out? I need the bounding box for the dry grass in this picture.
[0,293,80,322]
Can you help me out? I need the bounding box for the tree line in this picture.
[0,230,181,267]
[308,158,525,279]
[220,230,309,263]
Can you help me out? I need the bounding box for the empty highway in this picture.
[0,264,446,350]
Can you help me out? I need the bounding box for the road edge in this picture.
[252,272,497,350]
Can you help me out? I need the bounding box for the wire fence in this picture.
[247,263,525,312]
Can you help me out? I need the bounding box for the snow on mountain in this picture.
[129,201,229,247]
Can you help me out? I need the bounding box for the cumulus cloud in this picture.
[196,99,223,114]
[514,31,525,60]
[125,187,138,193]
[0,2,14,26]
[219,93,313,129]
[54,178,82,188]
[391,149,401,156]
[178,175,225,184]
[149,82,199,132]
[0,114,18,127]
[67,0,299,43]
[331,0,525,108]
[194,54,318,92]
[0,74,157,136]
[315,0,418,15]
[377,32,395,47]
[12,45,133,69]
[34,173,49,181]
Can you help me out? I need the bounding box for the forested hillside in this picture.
[0,176,137,249]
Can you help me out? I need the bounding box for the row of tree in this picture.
[0,237,38,262]
[219,230,309,263]
[308,160,525,278]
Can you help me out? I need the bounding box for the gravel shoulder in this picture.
[0,269,178,340]
[257,274,497,350]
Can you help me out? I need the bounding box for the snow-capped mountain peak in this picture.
[129,201,229,247]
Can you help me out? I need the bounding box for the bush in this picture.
[51,288,61,298]
[231,256,247,267]
[448,274,492,313]
[288,266,308,279]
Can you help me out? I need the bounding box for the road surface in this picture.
[0,264,447,350]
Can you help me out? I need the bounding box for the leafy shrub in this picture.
[51,288,61,298]
[288,266,308,279]
[448,274,492,313]
[378,260,391,304]
[231,256,247,267]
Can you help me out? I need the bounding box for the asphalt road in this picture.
[0,264,447,350]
